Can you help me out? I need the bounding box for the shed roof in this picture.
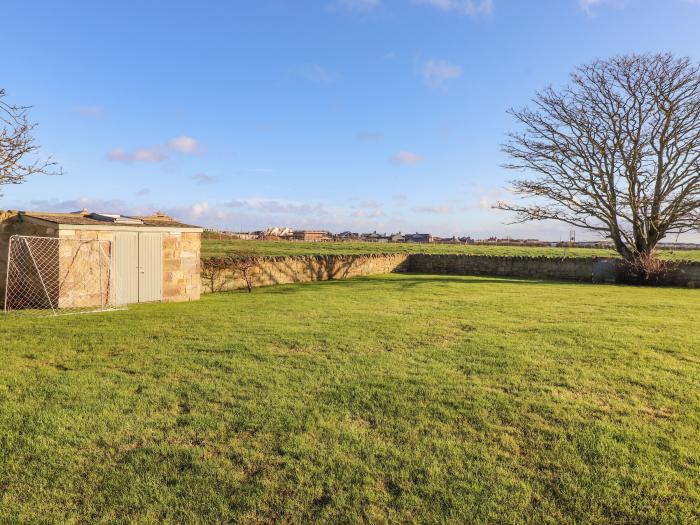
[10,211,202,230]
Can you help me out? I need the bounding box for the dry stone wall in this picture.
[202,252,700,293]
[203,253,410,292]
[408,254,595,282]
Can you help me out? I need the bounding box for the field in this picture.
[1,274,699,523]
[201,238,700,261]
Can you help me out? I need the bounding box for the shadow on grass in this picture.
[257,273,585,295]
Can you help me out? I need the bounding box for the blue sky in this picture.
[3,0,700,239]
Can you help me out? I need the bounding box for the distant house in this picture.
[335,231,360,241]
[436,236,462,245]
[404,233,433,243]
[263,227,294,239]
[293,230,331,242]
[389,233,404,243]
[361,231,389,243]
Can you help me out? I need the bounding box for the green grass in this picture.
[201,238,700,261]
[1,275,699,523]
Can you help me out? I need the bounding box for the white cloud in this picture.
[391,151,424,165]
[75,105,104,118]
[412,0,493,16]
[191,202,210,218]
[459,185,512,212]
[107,148,166,163]
[167,136,200,154]
[107,136,200,163]
[298,64,339,84]
[422,59,463,88]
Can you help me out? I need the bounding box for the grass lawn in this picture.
[201,238,700,261]
[1,275,699,523]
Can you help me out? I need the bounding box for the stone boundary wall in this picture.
[201,253,700,293]
[408,254,596,282]
[203,253,410,292]
[654,263,700,288]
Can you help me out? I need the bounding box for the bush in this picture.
[620,253,679,285]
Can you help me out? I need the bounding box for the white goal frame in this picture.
[3,235,126,317]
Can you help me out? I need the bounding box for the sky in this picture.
[3,0,700,240]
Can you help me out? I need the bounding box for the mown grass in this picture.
[201,238,700,261]
[1,275,699,524]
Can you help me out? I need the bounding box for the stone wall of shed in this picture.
[163,231,201,302]
[55,229,115,308]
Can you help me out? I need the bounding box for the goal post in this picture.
[3,235,126,316]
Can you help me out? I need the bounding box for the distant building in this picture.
[404,233,433,243]
[361,231,389,243]
[436,236,462,244]
[293,230,331,242]
[389,232,405,243]
[335,231,360,241]
[262,227,294,239]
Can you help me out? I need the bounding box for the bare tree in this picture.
[499,53,700,264]
[1,89,60,195]
[225,247,259,293]
[201,246,260,293]
[201,257,233,293]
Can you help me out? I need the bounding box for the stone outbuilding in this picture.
[0,210,202,307]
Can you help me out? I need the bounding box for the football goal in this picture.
[3,235,125,317]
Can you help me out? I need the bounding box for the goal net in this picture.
[3,235,125,317]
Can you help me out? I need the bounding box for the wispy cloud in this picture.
[411,0,493,16]
[422,59,462,89]
[192,173,219,185]
[136,188,151,196]
[75,105,104,118]
[107,148,167,163]
[298,64,339,84]
[359,199,383,209]
[352,199,384,218]
[579,0,622,15]
[392,151,424,165]
[336,0,382,10]
[352,208,384,218]
[412,205,453,214]
[28,197,132,214]
[226,198,331,217]
[107,136,201,163]
[355,131,383,142]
